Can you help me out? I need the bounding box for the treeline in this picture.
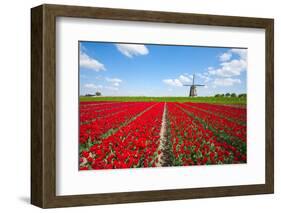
[85,92,102,97]
[214,93,246,98]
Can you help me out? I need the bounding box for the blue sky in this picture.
[79,41,247,96]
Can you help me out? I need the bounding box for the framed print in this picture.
[31,4,274,208]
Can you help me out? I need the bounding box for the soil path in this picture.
[156,103,172,167]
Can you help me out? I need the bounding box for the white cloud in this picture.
[106,77,122,87]
[115,44,149,58]
[197,73,211,83]
[84,83,103,89]
[231,48,247,60]
[105,86,119,91]
[219,52,232,61]
[213,78,241,86]
[80,43,87,52]
[95,75,103,80]
[208,48,247,78]
[201,48,246,88]
[163,74,192,87]
[80,51,106,72]
[219,48,247,62]
[178,75,191,83]
[163,79,182,87]
[209,59,247,77]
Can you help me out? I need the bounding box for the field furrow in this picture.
[184,102,246,123]
[79,102,155,145]
[176,103,246,158]
[80,103,164,170]
[79,101,247,170]
[167,103,243,165]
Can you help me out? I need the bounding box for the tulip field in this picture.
[79,101,246,170]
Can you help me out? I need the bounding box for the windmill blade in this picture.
[183,84,192,86]
[194,84,205,86]
[192,74,195,85]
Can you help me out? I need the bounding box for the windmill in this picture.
[183,74,204,97]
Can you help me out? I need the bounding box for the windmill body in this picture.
[189,85,197,96]
[184,74,204,97]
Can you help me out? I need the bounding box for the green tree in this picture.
[238,93,247,98]
[231,93,237,97]
[95,91,102,96]
[225,93,230,97]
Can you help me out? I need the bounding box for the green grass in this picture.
[80,96,246,105]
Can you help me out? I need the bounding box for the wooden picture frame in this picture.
[31,4,274,208]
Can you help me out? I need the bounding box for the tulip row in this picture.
[80,103,164,170]
[80,101,119,112]
[166,103,243,165]
[79,101,247,170]
[79,102,154,144]
[80,102,139,123]
[184,102,246,123]
[177,103,246,158]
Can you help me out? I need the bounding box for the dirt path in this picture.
[156,103,173,167]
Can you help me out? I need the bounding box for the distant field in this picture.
[79,96,246,105]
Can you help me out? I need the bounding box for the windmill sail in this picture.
[183,74,204,97]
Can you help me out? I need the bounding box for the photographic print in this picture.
[31,5,273,207]
[79,41,247,170]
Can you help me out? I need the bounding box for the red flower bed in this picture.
[79,101,247,170]
[80,102,137,123]
[178,103,246,159]
[80,103,164,170]
[79,102,154,144]
[184,102,246,123]
[167,103,243,165]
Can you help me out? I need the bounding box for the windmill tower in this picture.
[183,74,204,97]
